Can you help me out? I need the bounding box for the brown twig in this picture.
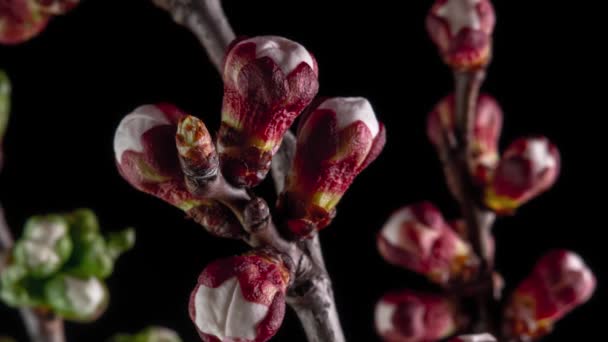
[0,207,66,342]
[442,70,498,334]
[152,2,346,341]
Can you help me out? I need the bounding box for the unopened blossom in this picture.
[378,202,478,285]
[189,252,290,342]
[375,290,464,342]
[485,136,560,214]
[0,0,50,45]
[504,250,596,340]
[280,97,385,236]
[45,274,109,322]
[218,35,319,187]
[427,0,496,70]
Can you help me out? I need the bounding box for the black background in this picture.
[0,1,605,341]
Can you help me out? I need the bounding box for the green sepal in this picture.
[0,264,46,308]
[65,235,114,279]
[0,70,10,140]
[106,228,135,259]
[109,327,182,342]
[44,274,109,322]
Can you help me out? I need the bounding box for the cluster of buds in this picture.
[503,250,595,340]
[427,94,561,214]
[114,34,385,340]
[279,97,385,236]
[111,326,182,342]
[377,202,479,285]
[375,290,466,341]
[0,0,79,45]
[0,70,10,168]
[189,252,289,342]
[426,0,496,70]
[0,209,134,321]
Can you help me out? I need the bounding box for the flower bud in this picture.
[449,333,496,342]
[1,70,11,168]
[426,0,496,70]
[114,103,201,210]
[375,290,464,342]
[176,115,219,189]
[0,0,50,45]
[218,35,319,187]
[0,264,44,308]
[427,93,503,185]
[280,97,385,236]
[13,215,72,278]
[485,136,560,214]
[189,252,290,342]
[377,202,477,285]
[45,274,109,322]
[34,0,79,15]
[504,250,596,340]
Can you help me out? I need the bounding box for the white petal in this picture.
[114,105,170,162]
[65,276,105,315]
[318,97,380,138]
[194,277,269,340]
[240,36,314,77]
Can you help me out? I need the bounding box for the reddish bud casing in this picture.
[504,250,596,340]
[377,202,478,285]
[485,136,560,214]
[427,93,503,185]
[375,290,464,342]
[218,35,319,188]
[0,0,50,45]
[280,97,385,236]
[189,253,290,342]
[427,0,496,70]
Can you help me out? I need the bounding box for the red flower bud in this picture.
[0,0,50,45]
[377,202,478,285]
[189,252,290,342]
[280,97,386,236]
[427,93,503,185]
[375,290,464,342]
[485,137,560,214]
[114,104,242,238]
[34,0,79,15]
[218,35,319,188]
[449,333,496,342]
[426,0,496,70]
[504,250,596,340]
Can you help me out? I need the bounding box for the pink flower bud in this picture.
[449,333,496,342]
[426,0,496,70]
[34,0,79,15]
[377,202,478,285]
[189,253,290,342]
[280,97,385,236]
[427,93,503,185]
[485,137,560,214]
[0,0,50,45]
[218,35,319,188]
[375,290,464,342]
[504,250,596,340]
[114,103,192,209]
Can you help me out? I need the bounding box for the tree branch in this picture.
[0,207,66,342]
[151,0,235,72]
[446,70,498,334]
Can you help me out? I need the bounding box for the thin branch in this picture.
[151,0,235,72]
[447,70,498,334]
[0,207,66,342]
